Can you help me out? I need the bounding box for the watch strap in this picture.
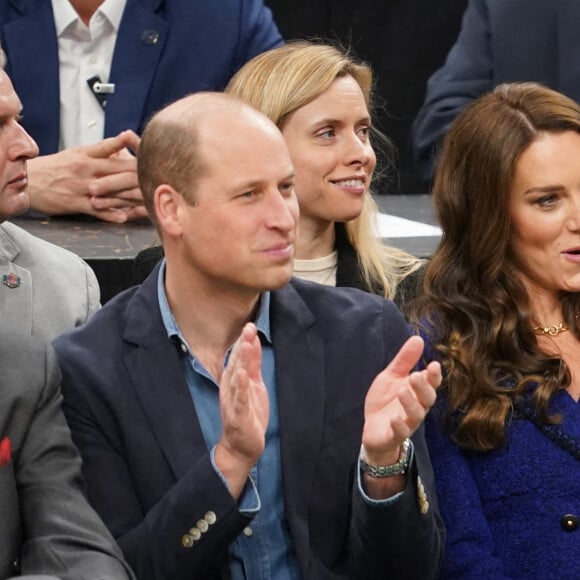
[359,438,411,478]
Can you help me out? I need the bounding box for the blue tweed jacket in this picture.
[425,373,580,578]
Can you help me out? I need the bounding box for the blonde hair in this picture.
[226,41,422,299]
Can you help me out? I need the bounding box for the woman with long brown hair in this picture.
[413,82,580,578]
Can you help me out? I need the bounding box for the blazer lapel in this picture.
[106,0,168,135]
[271,283,325,561]
[0,225,32,335]
[122,269,207,482]
[3,0,60,153]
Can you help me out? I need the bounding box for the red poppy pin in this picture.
[0,437,11,466]
[2,273,21,289]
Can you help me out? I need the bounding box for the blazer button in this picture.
[204,511,217,525]
[182,534,194,548]
[561,514,579,532]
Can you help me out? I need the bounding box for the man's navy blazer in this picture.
[0,0,283,154]
[54,270,444,580]
[412,0,580,181]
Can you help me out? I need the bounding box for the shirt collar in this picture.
[51,0,127,36]
[51,0,78,36]
[157,259,272,351]
[99,0,126,31]
[254,289,272,344]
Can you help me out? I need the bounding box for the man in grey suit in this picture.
[0,333,135,579]
[0,49,99,342]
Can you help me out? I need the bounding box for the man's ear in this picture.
[154,184,184,238]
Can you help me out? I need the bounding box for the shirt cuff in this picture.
[210,446,260,514]
[357,440,415,506]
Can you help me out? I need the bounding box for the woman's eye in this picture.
[534,194,558,208]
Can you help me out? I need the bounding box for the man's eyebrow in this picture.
[234,171,295,190]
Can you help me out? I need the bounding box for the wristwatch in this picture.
[359,438,411,478]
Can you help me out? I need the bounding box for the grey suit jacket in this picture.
[0,222,99,342]
[0,333,134,579]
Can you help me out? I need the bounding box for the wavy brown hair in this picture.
[412,82,580,451]
[226,40,422,299]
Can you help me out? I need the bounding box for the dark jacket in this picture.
[412,0,580,181]
[55,270,444,580]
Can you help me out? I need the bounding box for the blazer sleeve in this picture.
[58,344,254,580]
[347,302,445,579]
[425,410,513,578]
[17,345,134,580]
[67,403,253,580]
[349,424,445,580]
[412,0,493,182]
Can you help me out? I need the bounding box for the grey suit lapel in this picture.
[0,225,32,335]
[271,283,325,561]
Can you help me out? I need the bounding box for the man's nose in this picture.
[266,189,298,231]
[9,123,39,161]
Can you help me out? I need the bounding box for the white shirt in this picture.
[293,252,338,286]
[51,0,127,149]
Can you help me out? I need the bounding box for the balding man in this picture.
[55,93,444,580]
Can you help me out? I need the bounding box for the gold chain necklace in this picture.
[533,322,569,336]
